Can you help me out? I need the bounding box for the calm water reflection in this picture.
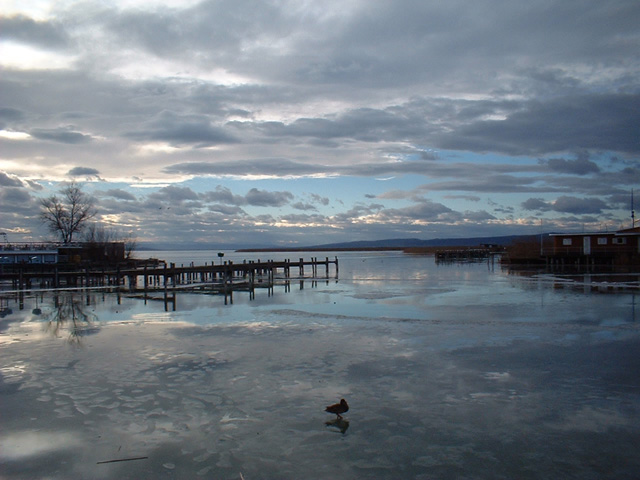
[1,251,639,479]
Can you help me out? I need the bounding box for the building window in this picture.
[613,237,627,245]
[562,238,572,246]
[597,237,608,245]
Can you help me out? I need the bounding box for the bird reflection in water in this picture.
[325,417,350,434]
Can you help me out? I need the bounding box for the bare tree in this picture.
[122,231,138,259]
[84,222,139,259]
[40,183,97,243]
[83,222,113,244]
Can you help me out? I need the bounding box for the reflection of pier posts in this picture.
[249,268,255,300]
[164,290,176,311]
[163,263,168,296]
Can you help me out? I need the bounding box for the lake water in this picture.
[1,251,639,479]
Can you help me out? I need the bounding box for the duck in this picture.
[325,398,349,419]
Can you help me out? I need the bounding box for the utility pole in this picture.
[632,189,636,228]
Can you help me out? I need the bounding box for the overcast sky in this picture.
[1,0,639,248]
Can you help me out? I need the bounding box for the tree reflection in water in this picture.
[45,292,100,344]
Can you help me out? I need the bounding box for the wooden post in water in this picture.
[163,263,168,295]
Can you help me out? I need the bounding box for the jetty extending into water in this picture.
[0,256,339,293]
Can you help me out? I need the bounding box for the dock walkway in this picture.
[0,256,339,292]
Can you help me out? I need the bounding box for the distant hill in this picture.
[235,234,549,252]
[306,234,545,250]
[140,234,550,252]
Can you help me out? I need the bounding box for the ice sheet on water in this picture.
[1,258,639,479]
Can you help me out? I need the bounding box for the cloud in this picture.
[245,188,293,207]
[0,172,24,187]
[201,186,246,206]
[545,154,601,175]
[522,196,609,215]
[127,111,238,147]
[163,159,325,178]
[0,14,69,49]
[552,196,609,215]
[291,202,317,211]
[436,94,640,155]
[309,193,330,206]
[68,166,100,177]
[1,0,638,244]
[522,198,550,211]
[0,107,25,129]
[102,188,136,201]
[30,127,93,144]
[149,185,199,203]
[463,210,497,222]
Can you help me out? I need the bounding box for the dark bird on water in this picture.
[325,398,349,419]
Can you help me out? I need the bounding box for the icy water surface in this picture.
[1,251,639,479]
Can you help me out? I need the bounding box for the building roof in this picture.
[549,232,616,237]
[616,226,640,236]
[550,226,640,237]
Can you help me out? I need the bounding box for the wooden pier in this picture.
[0,256,339,292]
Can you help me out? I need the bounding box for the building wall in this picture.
[552,233,637,256]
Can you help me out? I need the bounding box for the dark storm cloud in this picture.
[0,14,69,48]
[30,127,93,144]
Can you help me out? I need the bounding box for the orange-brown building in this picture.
[549,226,640,265]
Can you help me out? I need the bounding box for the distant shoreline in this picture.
[235,246,479,254]
[235,246,406,253]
